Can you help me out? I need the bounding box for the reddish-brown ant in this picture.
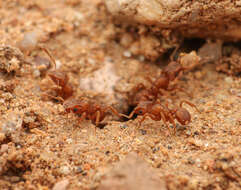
[40,47,73,100]
[128,53,200,106]
[122,100,200,133]
[128,61,187,106]
[63,98,122,127]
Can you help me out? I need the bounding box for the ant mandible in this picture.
[122,100,200,133]
[40,47,73,101]
[63,98,122,127]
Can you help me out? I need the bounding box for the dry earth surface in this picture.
[0,1,240,190]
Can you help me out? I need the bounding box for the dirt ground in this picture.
[0,1,240,190]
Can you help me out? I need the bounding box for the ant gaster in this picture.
[41,47,73,100]
[122,100,200,133]
[63,98,122,127]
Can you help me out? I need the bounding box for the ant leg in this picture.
[160,111,170,133]
[180,100,200,113]
[95,111,101,127]
[38,45,56,69]
[138,113,156,127]
[163,103,177,133]
[144,76,154,85]
[158,89,168,96]
[78,112,87,124]
[120,107,138,119]
[167,85,192,97]
[170,42,182,61]
[106,106,121,118]
[168,113,176,134]
[132,83,146,94]
[41,92,64,102]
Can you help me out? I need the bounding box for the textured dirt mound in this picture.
[0,1,240,190]
[105,0,241,40]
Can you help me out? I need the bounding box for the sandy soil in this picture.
[0,1,240,190]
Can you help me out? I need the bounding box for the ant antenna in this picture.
[180,100,200,113]
[38,45,57,69]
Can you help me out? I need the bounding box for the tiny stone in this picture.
[187,157,195,165]
[120,124,127,129]
[225,77,233,84]
[66,138,73,144]
[199,99,206,104]
[0,144,8,153]
[59,165,71,175]
[138,55,145,61]
[152,147,159,153]
[55,60,62,69]
[52,179,69,190]
[194,131,199,136]
[0,133,5,142]
[76,167,83,173]
[9,176,21,183]
[33,69,41,78]
[167,145,172,149]
[140,129,147,135]
[123,51,132,58]
[186,130,191,135]
[18,31,38,52]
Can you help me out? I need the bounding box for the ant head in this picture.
[134,101,150,115]
[163,61,183,81]
[175,107,191,125]
[48,71,68,87]
[63,99,87,113]
[155,76,169,89]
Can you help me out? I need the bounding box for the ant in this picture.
[128,61,189,106]
[128,53,200,106]
[63,98,122,127]
[122,100,200,133]
[40,47,73,101]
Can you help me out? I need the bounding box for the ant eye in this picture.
[73,108,78,112]
[138,110,143,114]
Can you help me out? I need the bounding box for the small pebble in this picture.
[0,144,8,153]
[120,33,133,48]
[194,131,199,136]
[140,129,147,135]
[0,133,5,142]
[76,167,83,173]
[225,77,233,84]
[123,51,132,58]
[18,31,38,52]
[138,55,145,62]
[120,124,127,129]
[59,166,71,175]
[52,179,69,190]
[55,60,62,69]
[152,147,159,153]
[33,69,41,78]
[66,138,73,144]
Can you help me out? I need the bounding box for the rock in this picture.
[105,0,241,40]
[79,61,121,106]
[52,179,69,190]
[198,41,222,62]
[0,45,25,74]
[98,152,166,190]
[0,133,5,143]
